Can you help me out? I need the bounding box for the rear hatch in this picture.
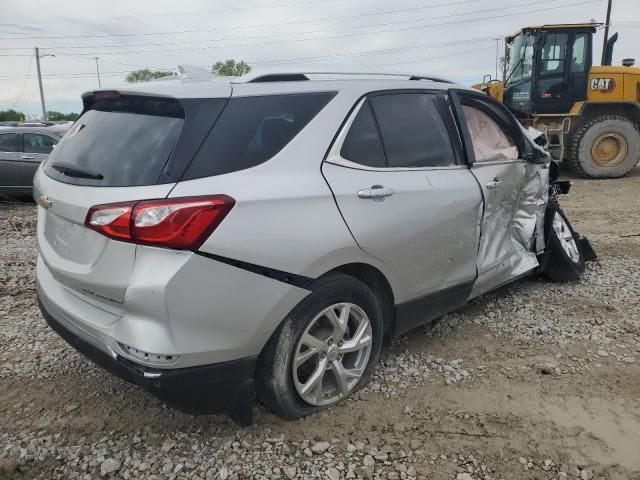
[35,88,230,319]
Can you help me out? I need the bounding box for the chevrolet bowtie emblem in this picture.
[38,195,53,209]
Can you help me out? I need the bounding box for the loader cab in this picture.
[503,24,599,117]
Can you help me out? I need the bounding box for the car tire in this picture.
[543,201,585,282]
[567,115,640,178]
[255,272,383,420]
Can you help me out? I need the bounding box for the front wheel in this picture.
[543,202,585,282]
[256,273,383,419]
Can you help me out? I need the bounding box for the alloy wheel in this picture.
[292,302,373,406]
[553,212,580,263]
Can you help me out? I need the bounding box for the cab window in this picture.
[540,33,569,75]
[571,33,588,73]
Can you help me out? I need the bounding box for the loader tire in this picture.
[567,114,640,178]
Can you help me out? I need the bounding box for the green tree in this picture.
[47,111,79,121]
[126,69,176,83]
[211,60,251,77]
[0,109,25,122]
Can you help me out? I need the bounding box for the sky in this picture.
[1,0,639,117]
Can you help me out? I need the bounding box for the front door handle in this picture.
[357,185,394,201]
[486,179,502,189]
[21,155,35,160]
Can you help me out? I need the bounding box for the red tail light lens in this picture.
[85,195,235,250]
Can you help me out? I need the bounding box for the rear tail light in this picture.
[85,195,235,250]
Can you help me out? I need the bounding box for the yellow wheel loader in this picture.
[473,23,640,178]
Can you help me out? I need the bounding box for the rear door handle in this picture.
[486,179,502,189]
[357,185,394,201]
[21,155,35,160]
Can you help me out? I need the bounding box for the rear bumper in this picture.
[39,296,256,426]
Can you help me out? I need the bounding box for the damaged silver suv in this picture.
[34,69,595,425]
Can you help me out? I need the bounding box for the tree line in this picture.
[1,60,251,121]
[0,109,78,122]
[125,59,251,82]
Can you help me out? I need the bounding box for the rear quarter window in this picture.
[183,92,335,180]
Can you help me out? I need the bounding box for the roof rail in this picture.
[235,69,454,84]
[0,121,56,127]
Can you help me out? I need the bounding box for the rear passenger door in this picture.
[0,132,20,188]
[322,91,483,328]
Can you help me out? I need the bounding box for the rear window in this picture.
[183,92,335,180]
[44,96,185,187]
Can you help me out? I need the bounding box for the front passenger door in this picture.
[20,132,58,187]
[452,92,540,297]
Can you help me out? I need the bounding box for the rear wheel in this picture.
[543,202,585,282]
[255,273,383,419]
[568,114,640,178]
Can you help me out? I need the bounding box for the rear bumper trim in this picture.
[39,296,257,426]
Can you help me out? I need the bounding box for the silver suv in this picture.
[35,70,594,425]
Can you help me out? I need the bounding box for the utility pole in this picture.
[94,57,102,88]
[601,0,613,65]
[35,47,47,121]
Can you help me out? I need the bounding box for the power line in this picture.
[0,40,497,82]
[0,0,488,48]
[0,70,131,79]
[0,99,81,105]
[250,37,496,65]
[0,0,596,43]
[370,45,495,68]
[0,0,343,25]
[8,54,34,109]
[0,36,496,80]
[30,0,603,58]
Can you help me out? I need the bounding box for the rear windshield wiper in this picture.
[51,162,104,180]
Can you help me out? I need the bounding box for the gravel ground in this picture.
[1,168,639,480]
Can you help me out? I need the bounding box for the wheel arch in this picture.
[574,101,640,130]
[322,262,396,339]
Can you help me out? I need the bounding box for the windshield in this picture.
[506,33,535,85]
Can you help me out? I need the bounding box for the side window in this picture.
[462,105,518,163]
[24,133,57,154]
[540,33,568,75]
[369,93,456,168]
[340,101,385,168]
[0,133,18,152]
[571,33,588,73]
[184,92,335,180]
